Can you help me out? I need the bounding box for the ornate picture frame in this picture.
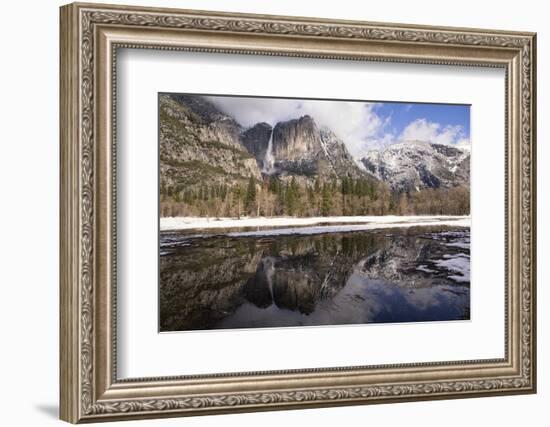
[60,2,536,423]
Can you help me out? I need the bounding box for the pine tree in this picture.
[233,185,243,218]
[268,176,278,193]
[285,177,301,215]
[398,192,409,215]
[314,177,321,194]
[245,176,257,214]
[321,184,332,216]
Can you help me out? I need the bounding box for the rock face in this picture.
[241,122,273,170]
[159,94,261,192]
[268,115,367,183]
[160,95,373,191]
[319,127,364,179]
[240,114,369,184]
[361,140,470,192]
[272,115,319,159]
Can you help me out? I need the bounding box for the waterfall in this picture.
[262,257,276,304]
[262,129,275,174]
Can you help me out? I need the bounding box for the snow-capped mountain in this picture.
[360,140,470,192]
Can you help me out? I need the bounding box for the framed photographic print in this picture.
[60,2,537,423]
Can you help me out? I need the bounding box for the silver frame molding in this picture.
[60,2,537,423]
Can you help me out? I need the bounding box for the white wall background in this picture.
[0,0,545,426]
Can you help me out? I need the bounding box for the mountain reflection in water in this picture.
[159,226,470,332]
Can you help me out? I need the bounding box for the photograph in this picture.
[158,93,472,332]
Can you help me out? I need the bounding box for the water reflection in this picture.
[159,227,470,332]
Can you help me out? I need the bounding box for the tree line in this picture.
[160,175,470,218]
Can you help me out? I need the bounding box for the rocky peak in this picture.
[272,115,322,160]
[238,114,369,182]
[361,140,470,191]
[241,122,273,168]
[431,143,466,157]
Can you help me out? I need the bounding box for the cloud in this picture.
[361,132,396,150]
[455,138,471,152]
[398,118,470,148]
[362,118,470,153]
[206,96,298,128]
[296,100,388,157]
[206,96,388,157]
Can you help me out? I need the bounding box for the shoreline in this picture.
[160,215,471,232]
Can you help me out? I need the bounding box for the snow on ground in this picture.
[446,241,470,249]
[160,215,471,232]
[435,254,470,283]
[160,215,471,231]
[224,219,470,237]
[416,265,436,274]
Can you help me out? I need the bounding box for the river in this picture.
[159,225,470,332]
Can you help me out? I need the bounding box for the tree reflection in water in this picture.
[159,226,470,332]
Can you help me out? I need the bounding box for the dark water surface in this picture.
[159,226,470,332]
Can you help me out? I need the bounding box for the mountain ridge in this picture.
[360,139,470,192]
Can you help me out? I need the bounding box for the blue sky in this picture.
[376,102,470,141]
[206,95,471,157]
